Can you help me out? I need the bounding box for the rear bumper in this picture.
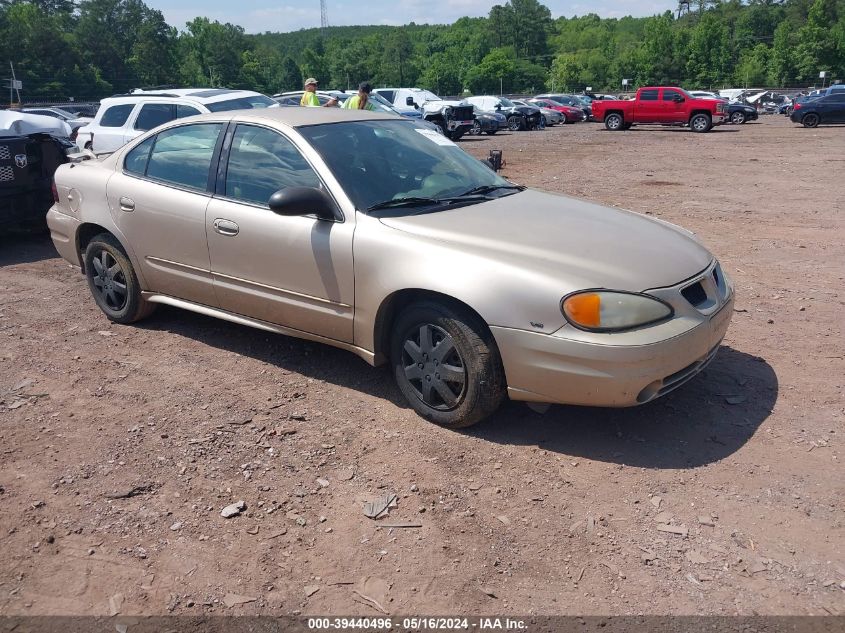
[46,206,81,266]
[492,293,734,408]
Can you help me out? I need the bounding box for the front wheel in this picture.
[84,233,155,324]
[690,113,712,133]
[801,113,820,128]
[507,115,524,131]
[604,113,623,131]
[390,301,506,428]
[470,120,482,135]
[730,111,746,125]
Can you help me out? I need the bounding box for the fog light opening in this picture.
[637,380,663,404]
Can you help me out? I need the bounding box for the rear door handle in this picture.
[119,197,135,212]
[213,218,239,237]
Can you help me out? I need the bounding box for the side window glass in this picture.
[146,123,222,191]
[663,90,680,101]
[177,105,202,119]
[640,89,659,101]
[225,125,321,207]
[124,136,155,175]
[135,104,176,131]
[100,104,135,127]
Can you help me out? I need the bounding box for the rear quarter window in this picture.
[99,104,135,127]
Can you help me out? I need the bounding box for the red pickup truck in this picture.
[592,87,727,133]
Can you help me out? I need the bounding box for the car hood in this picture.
[378,190,712,292]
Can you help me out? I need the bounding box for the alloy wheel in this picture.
[90,249,128,311]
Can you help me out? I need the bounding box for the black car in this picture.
[469,107,507,135]
[790,93,845,127]
[726,102,758,124]
[1,133,75,231]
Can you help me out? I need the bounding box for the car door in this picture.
[106,121,225,306]
[205,123,355,342]
[823,93,845,122]
[636,89,661,122]
[660,88,688,123]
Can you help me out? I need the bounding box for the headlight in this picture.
[561,291,673,332]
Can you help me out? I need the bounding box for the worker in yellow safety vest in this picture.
[300,77,337,107]
[341,82,375,111]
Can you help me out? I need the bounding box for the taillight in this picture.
[51,180,59,204]
[794,103,802,110]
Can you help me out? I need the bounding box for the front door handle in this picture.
[213,218,239,237]
[119,196,135,212]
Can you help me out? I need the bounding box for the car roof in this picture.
[193,106,397,128]
[101,89,268,105]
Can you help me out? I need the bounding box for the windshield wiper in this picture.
[367,197,443,212]
[453,184,525,197]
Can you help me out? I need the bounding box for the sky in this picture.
[145,0,679,34]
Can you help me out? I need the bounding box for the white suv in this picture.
[76,88,278,154]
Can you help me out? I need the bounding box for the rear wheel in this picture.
[802,113,820,128]
[730,111,746,124]
[604,113,623,131]
[390,301,506,428]
[690,113,712,133]
[507,115,524,131]
[470,120,482,135]
[84,233,155,324]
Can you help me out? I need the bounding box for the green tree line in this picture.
[1,0,843,101]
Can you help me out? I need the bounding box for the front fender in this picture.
[352,214,567,353]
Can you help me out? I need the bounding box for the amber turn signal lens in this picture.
[563,293,601,328]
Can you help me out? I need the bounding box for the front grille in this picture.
[681,281,708,307]
[0,145,10,160]
[451,105,473,121]
[0,166,14,182]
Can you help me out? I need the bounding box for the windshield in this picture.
[498,98,516,107]
[206,94,278,112]
[299,120,517,215]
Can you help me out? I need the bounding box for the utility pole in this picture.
[9,61,22,105]
[320,0,329,38]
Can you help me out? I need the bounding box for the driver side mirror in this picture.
[495,104,502,111]
[268,187,340,221]
[405,96,415,106]
[673,94,685,103]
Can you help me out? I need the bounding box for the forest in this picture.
[1,0,843,101]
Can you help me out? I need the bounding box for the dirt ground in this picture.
[0,115,843,618]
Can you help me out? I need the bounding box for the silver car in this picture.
[47,108,734,427]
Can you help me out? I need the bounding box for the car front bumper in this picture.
[492,279,735,408]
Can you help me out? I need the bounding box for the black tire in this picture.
[730,111,746,125]
[84,233,155,324]
[485,130,497,135]
[434,120,447,136]
[470,120,482,135]
[802,113,820,128]
[622,122,633,130]
[507,115,524,131]
[450,130,464,141]
[604,112,623,131]
[690,113,712,133]
[390,301,506,428]
[84,141,93,150]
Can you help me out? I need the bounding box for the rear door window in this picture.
[135,104,176,131]
[640,90,659,101]
[379,90,396,104]
[145,123,223,191]
[99,104,135,127]
[177,105,202,118]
